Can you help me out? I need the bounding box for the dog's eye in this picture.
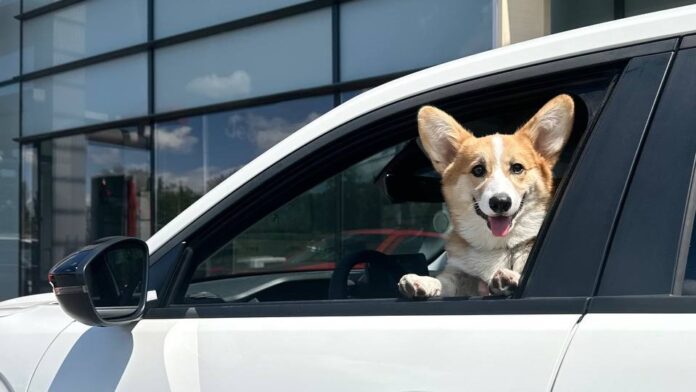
[471,165,486,177]
[510,163,525,174]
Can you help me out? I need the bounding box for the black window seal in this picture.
[145,296,590,319]
[588,295,696,313]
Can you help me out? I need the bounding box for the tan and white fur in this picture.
[398,95,575,298]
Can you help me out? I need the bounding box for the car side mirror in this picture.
[48,236,148,327]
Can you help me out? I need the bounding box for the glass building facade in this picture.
[0,0,694,300]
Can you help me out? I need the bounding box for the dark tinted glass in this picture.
[598,50,696,296]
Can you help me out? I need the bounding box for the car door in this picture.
[553,37,696,392]
[28,40,672,392]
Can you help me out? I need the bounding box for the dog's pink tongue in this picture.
[488,216,512,237]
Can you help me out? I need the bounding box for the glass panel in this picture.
[0,84,19,300]
[0,0,20,81]
[155,9,332,112]
[184,142,445,302]
[22,53,148,136]
[550,0,614,33]
[624,0,696,16]
[155,0,309,38]
[20,127,152,295]
[23,0,58,12]
[340,89,370,104]
[22,0,147,73]
[156,95,333,229]
[340,0,493,81]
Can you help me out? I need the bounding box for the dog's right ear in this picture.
[418,106,472,174]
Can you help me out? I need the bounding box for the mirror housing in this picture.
[48,236,149,327]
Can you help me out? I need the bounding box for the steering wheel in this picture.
[328,250,429,299]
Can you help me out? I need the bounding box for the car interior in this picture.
[173,66,620,305]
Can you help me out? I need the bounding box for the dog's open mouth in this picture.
[473,195,526,237]
[487,216,513,237]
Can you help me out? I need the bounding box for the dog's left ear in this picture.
[518,94,575,166]
[418,106,473,174]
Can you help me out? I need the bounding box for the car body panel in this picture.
[553,314,696,392]
[28,315,580,392]
[27,320,177,392]
[0,295,73,392]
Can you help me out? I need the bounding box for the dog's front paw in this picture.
[398,274,442,299]
[489,268,520,295]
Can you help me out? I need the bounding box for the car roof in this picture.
[148,5,696,254]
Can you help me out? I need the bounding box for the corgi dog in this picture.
[398,95,574,298]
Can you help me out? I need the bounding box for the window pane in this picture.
[22,0,148,73]
[550,0,614,33]
[155,9,332,112]
[156,95,333,228]
[155,0,309,38]
[20,127,152,295]
[0,84,19,300]
[184,142,445,302]
[22,54,148,136]
[340,0,493,81]
[0,0,20,81]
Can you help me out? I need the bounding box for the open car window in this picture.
[184,142,447,303]
[172,68,616,305]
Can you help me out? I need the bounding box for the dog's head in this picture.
[418,94,574,249]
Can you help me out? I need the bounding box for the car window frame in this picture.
[591,44,696,305]
[144,38,678,319]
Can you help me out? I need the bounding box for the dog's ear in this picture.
[518,94,575,167]
[418,106,473,174]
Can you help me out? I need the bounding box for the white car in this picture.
[4,6,696,392]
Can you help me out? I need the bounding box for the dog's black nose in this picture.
[489,193,512,213]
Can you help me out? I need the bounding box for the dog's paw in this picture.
[489,268,520,295]
[398,274,442,299]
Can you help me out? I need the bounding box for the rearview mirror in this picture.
[48,237,148,327]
